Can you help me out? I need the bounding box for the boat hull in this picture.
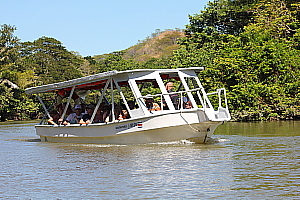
[36,110,222,144]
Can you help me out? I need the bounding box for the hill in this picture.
[94,29,185,62]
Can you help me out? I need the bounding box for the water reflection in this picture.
[215,121,300,198]
[215,120,300,137]
[0,120,299,199]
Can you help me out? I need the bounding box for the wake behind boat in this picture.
[25,67,231,144]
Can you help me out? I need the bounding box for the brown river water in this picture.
[0,120,299,199]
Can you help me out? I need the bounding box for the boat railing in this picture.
[138,87,229,113]
[138,88,207,111]
[206,88,229,109]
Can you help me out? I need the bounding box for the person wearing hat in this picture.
[63,104,84,125]
[145,95,161,112]
[165,82,179,109]
[80,104,95,124]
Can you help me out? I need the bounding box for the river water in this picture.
[0,120,299,199]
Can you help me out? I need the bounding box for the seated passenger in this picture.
[165,82,179,109]
[93,103,109,123]
[63,104,83,125]
[80,103,87,114]
[145,95,161,111]
[127,100,136,110]
[79,104,95,124]
[121,104,130,119]
[182,97,193,109]
[57,102,74,116]
[185,101,193,109]
[115,104,125,120]
[48,110,60,125]
[57,102,73,124]
[104,104,124,122]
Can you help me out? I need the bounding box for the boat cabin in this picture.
[25,67,229,124]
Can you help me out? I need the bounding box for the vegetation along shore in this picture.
[0,0,299,122]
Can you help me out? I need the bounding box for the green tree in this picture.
[0,24,38,121]
[0,24,21,81]
[0,25,86,121]
[20,37,83,86]
[96,52,137,73]
[172,0,300,120]
[0,80,38,121]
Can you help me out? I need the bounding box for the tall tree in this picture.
[172,0,300,120]
[20,37,83,86]
[0,24,20,81]
[0,24,39,121]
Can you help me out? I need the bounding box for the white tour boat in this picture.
[25,67,231,144]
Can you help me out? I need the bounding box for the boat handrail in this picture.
[138,88,204,111]
[138,88,203,99]
[138,87,228,111]
[206,88,228,109]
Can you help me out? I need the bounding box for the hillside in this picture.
[94,29,185,62]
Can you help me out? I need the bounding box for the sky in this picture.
[1,0,207,57]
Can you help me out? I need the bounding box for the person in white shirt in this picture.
[63,104,83,125]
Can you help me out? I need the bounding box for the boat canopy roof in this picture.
[25,67,203,95]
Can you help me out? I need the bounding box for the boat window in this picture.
[184,77,204,108]
[80,79,135,121]
[117,81,139,110]
[160,72,193,109]
[135,79,164,110]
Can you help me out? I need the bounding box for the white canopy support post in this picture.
[90,79,111,123]
[160,94,163,111]
[37,95,51,119]
[196,89,206,108]
[60,86,75,124]
[179,92,183,110]
[114,79,130,112]
[110,78,115,121]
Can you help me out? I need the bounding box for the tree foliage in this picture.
[0,25,85,121]
[172,0,300,120]
[1,0,300,121]
[20,37,83,86]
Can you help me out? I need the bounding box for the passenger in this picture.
[63,104,83,125]
[115,104,124,121]
[80,103,87,114]
[80,104,95,124]
[93,102,109,123]
[182,97,193,109]
[145,95,161,111]
[57,102,73,116]
[121,104,130,119]
[104,104,124,122]
[48,110,60,125]
[102,104,110,122]
[185,101,193,109]
[127,100,136,110]
[57,102,73,124]
[165,82,179,109]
